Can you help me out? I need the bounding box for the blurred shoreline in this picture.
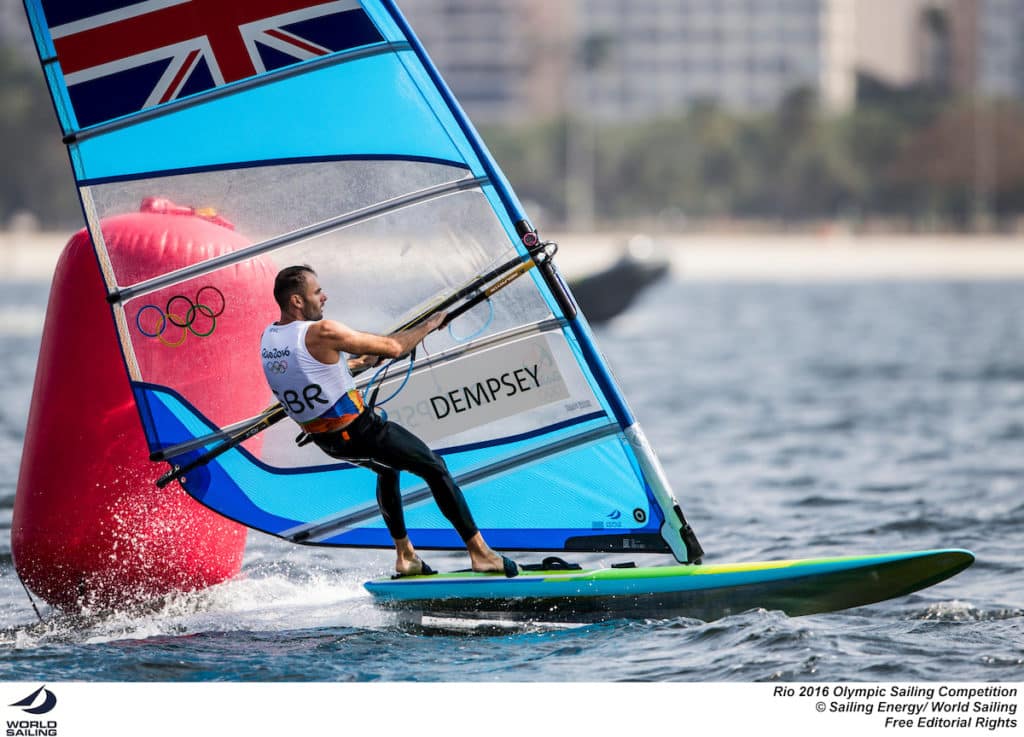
[2,229,1024,282]
[554,231,1024,281]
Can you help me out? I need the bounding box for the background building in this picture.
[858,0,1024,102]
[6,0,1024,121]
[408,0,1024,122]
[578,0,856,120]
[402,0,574,123]
[978,0,1024,99]
[856,0,933,88]
[407,0,859,123]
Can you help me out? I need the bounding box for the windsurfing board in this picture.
[364,549,974,623]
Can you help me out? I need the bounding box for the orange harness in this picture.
[299,389,365,436]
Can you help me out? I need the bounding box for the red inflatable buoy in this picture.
[13,199,277,611]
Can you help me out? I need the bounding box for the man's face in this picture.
[298,273,327,321]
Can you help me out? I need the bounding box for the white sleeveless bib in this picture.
[260,321,356,424]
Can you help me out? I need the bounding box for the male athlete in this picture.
[260,265,518,578]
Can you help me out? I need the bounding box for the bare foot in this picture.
[470,550,519,577]
[393,536,426,576]
[469,550,505,573]
[396,555,435,576]
[464,533,519,576]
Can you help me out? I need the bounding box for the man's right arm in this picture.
[310,313,445,362]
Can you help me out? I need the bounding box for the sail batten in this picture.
[151,405,284,462]
[77,153,474,188]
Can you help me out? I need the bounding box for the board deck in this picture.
[364,549,974,622]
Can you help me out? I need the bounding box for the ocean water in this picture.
[0,274,1021,683]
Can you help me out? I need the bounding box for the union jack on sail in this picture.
[40,0,383,128]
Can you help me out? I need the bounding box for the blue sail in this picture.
[23,0,702,562]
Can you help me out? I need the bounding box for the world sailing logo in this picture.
[8,687,56,716]
[6,685,58,737]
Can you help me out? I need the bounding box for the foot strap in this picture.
[520,556,582,572]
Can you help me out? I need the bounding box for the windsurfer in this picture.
[260,265,519,578]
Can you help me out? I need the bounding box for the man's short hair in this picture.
[273,265,316,310]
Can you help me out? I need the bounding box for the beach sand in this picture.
[553,232,1024,281]
[3,230,1024,282]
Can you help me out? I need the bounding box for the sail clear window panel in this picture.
[207,188,551,336]
[105,169,618,493]
[272,191,536,335]
[83,159,476,285]
[116,188,589,443]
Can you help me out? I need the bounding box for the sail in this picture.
[23,0,702,562]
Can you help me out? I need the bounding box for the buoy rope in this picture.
[17,575,43,623]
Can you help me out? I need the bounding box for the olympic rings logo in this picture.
[135,286,226,347]
[265,360,289,374]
